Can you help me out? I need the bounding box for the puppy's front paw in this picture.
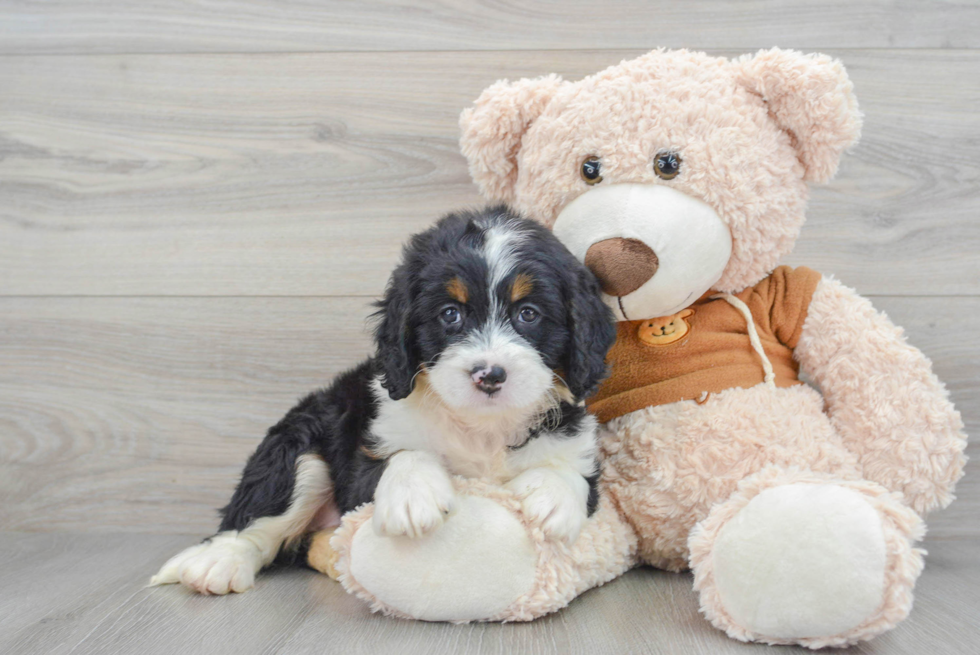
[150,534,260,595]
[507,468,586,545]
[372,451,456,539]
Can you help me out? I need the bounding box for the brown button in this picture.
[585,238,659,297]
[637,309,695,346]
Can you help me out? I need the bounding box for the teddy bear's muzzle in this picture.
[553,183,732,321]
[584,237,659,297]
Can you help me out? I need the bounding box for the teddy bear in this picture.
[311,48,968,648]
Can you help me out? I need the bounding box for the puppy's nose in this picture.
[470,364,507,395]
[584,237,659,297]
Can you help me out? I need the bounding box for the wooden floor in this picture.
[1,2,978,653]
[1,533,977,655]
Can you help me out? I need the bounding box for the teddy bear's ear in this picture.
[735,48,862,184]
[459,74,564,205]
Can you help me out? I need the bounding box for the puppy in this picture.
[151,207,616,595]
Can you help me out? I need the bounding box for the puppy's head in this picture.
[375,207,615,415]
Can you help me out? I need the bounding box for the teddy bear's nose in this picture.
[585,237,659,297]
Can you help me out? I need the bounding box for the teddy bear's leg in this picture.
[689,467,925,649]
[318,478,637,622]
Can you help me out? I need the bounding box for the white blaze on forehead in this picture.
[481,219,527,310]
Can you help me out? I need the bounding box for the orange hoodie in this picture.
[588,266,822,423]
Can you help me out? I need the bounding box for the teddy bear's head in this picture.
[460,48,861,321]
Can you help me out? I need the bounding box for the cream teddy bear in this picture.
[315,48,967,648]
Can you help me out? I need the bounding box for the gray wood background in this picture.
[1,2,977,653]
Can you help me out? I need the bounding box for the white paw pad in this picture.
[150,534,261,595]
[507,468,586,545]
[711,483,887,639]
[352,496,537,621]
[372,452,456,538]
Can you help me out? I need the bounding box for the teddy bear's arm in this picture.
[794,276,967,515]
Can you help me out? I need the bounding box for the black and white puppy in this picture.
[151,207,615,595]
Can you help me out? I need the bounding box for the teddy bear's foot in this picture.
[689,469,925,648]
[340,494,538,621]
[317,478,637,622]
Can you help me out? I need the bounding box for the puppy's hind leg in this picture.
[151,453,332,595]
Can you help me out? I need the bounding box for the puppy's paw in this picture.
[151,534,260,595]
[372,451,456,539]
[150,541,209,587]
[372,483,455,539]
[507,468,586,545]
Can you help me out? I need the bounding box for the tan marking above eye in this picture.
[446,277,469,303]
[511,273,534,302]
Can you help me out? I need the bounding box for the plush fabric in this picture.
[460,48,848,294]
[711,483,888,640]
[329,477,637,623]
[312,47,967,649]
[584,237,660,297]
[588,265,821,422]
[552,183,733,319]
[795,277,968,516]
[347,495,538,621]
[689,467,925,648]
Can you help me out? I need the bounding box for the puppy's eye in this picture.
[440,306,461,325]
[518,307,539,323]
[580,156,602,185]
[654,151,682,180]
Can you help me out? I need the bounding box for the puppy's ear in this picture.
[564,268,616,400]
[734,48,862,183]
[459,74,564,206]
[374,272,418,401]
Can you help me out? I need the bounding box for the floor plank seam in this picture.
[0,47,978,58]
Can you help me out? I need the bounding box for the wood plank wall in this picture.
[1,2,977,537]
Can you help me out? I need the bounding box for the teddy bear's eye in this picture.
[654,151,682,180]
[580,156,602,185]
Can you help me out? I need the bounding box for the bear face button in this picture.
[637,308,695,346]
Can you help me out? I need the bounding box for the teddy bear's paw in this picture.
[372,451,456,539]
[506,468,586,545]
[348,495,538,621]
[708,483,889,642]
[150,534,260,595]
